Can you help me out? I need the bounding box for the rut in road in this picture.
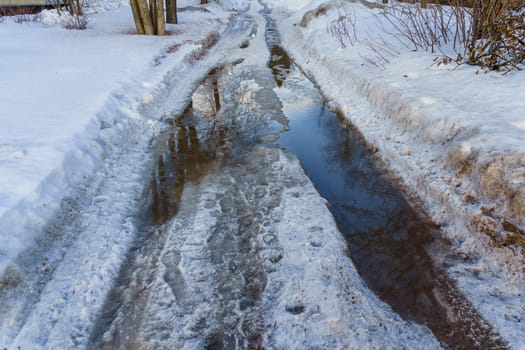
[260,4,507,349]
[90,77,284,348]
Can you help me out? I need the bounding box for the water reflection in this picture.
[206,67,222,114]
[271,47,507,349]
[212,77,221,112]
[268,46,291,88]
[150,70,229,225]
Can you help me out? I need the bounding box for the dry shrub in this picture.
[359,36,400,69]
[0,6,40,22]
[380,0,525,72]
[464,0,525,71]
[327,6,358,48]
[379,2,457,52]
[56,0,90,29]
[0,2,89,28]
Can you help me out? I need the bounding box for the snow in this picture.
[264,0,525,347]
[94,34,440,346]
[1,0,524,347]
[0,1,239,347]
[264,151,439,349]
[0,0,231,274]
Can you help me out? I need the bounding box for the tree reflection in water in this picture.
[151,88,227,225]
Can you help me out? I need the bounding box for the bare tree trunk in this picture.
[130,0,167,35]
[152,0,157,32]
[166,0,177,24]
[201,0,208,4]
[130,0,145,34]
[156,0,165,35]
[137,0,155,35]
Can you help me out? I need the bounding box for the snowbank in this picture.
[265,0,525,347]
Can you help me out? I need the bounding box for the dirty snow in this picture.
[117,147,440,350]
[91,27,441,347]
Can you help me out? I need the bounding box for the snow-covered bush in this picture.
[56,0,90,29]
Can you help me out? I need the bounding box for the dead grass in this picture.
[0,5,42,16]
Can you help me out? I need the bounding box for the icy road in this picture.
[0,2,511,349]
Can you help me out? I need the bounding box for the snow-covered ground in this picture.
[264,0,525,347]
[0,0,234,274]
[1,0,524,348]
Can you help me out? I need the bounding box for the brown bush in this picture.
[381,0,525,72]
[0,6,41,17]
[464,0,525,71]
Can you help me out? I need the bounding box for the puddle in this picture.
[267,43,507,349]
[267,46,291,88]
[150,64,240,225]
[90,14,506,348]
[88,67,234,349]
[89,58,289,348]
